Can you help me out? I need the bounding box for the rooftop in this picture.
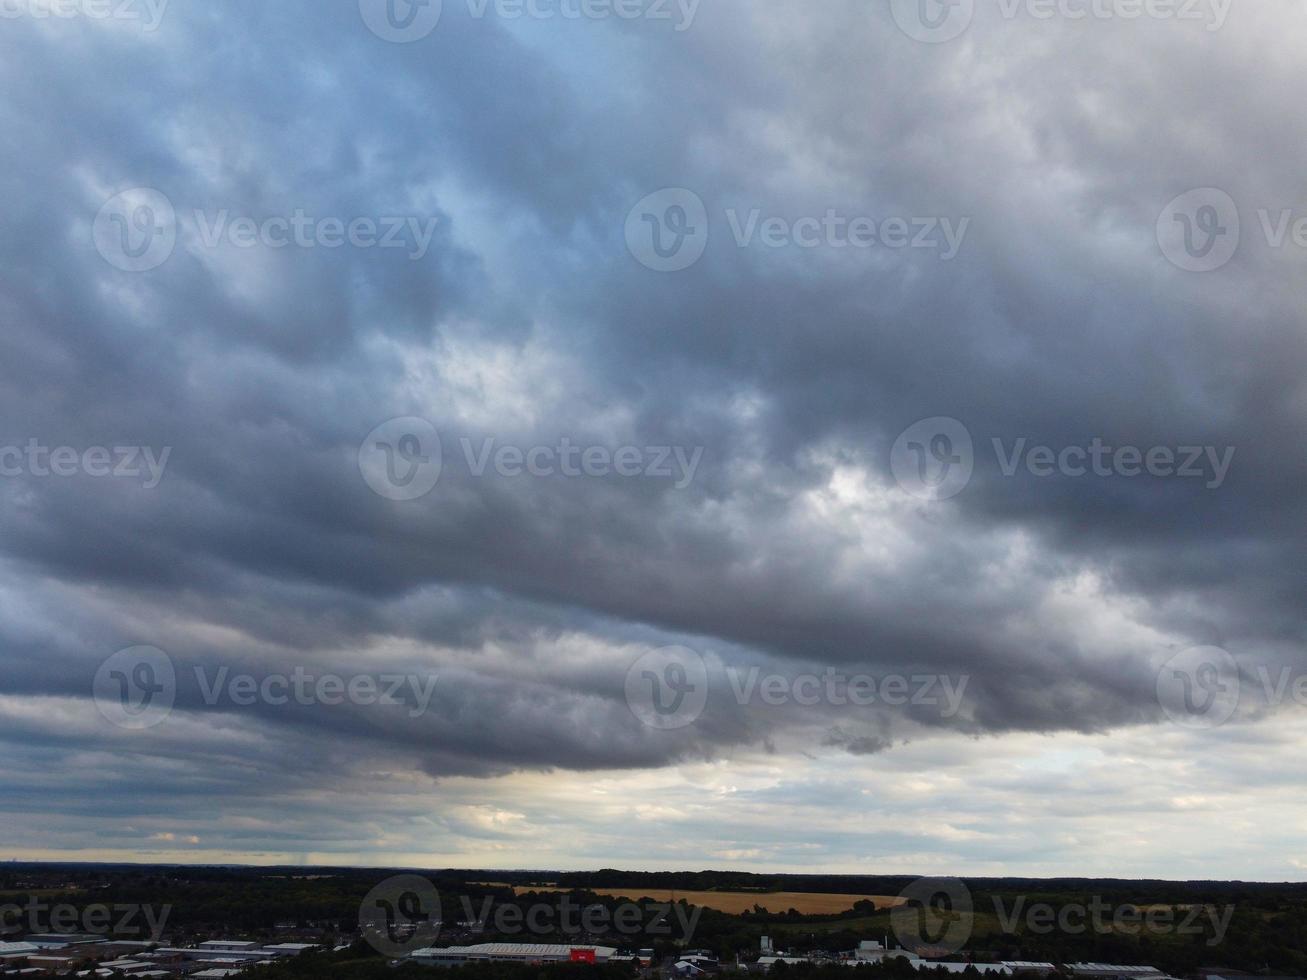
[413,943,618,958]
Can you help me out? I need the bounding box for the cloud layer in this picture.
[1,0,1305,877]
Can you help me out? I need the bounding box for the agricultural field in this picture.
[517,887,905,915]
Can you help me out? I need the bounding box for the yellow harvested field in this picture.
[515,887,905,915]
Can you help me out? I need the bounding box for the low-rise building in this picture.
[999,962,1057,975]
[0,942,40,962]
[757,955,815,971]
[198,941,263,953]
[23,932,106,949]
[410,943,618,967]
[674,960,712,976]
[1066,965,1172,980]
[852,940,922,964]
[260,942,320,956]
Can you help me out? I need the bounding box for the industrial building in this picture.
[0,936,319,976]
[410,942,619,966]
[1001,963,1057,976]
[853,940,923,963]
[672,954,721,977]
[1067,965,1178,980]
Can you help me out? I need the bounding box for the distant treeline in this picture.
[472,868,1307,903]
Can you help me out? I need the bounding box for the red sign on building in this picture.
[570,948,597,963]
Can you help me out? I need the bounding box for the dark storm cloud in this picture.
[0,0,1305,838]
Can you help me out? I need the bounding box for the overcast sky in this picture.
[1,0,1306,880]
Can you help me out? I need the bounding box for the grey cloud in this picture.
[0,0,1305,865]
